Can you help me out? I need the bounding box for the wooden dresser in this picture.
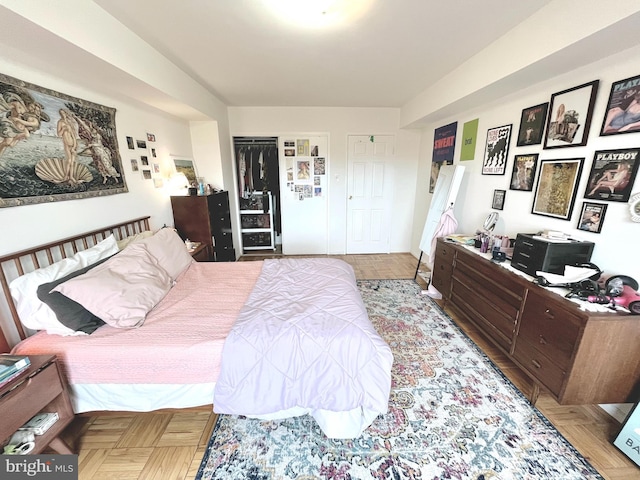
[432,237,640,405]
[170,191,235,262]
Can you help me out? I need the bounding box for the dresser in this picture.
[170,192,236,262]
[432,237,640,405]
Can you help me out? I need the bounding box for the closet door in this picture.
[278,135,329,255]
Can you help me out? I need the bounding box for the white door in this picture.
[347,135,395,254]
[278,135,329,254]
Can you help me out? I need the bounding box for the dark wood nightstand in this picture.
[189,242,212,262]
[0,355,74,454]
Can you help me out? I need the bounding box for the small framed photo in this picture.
[543,80,599,149]
[509,153,538,191]
[601,74,640,136]
[136,139,147,149]
[516,103,548,146]
[577,202,607,233]
[532,158,584,220]
[147,133,156,142]
[126,136,135,149]
[492,189,506,210]
[482,124,512,175]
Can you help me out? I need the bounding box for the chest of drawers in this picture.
[432,238,640,405]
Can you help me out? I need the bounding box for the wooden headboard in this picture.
[0,216,150,343]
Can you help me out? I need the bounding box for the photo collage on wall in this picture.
[127,132,163,188]
[284,139,326,200]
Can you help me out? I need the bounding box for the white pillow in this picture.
[52,243,172,329]
[9,235,119,335]
[139,228,194,280]
[116,230,155,250]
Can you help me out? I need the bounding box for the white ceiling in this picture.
[95,0,552,108]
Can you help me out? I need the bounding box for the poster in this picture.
[482,124,512,175]
[460,118,478,161]
[432,122,457,163]
[584,148,640,202]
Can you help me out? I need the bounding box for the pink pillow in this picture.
[52,244,172,328]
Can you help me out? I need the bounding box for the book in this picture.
[0,354,30,382]
[18,412,59,435]
[0,367,29,389]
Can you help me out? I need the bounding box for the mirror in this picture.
[483,212,499,232]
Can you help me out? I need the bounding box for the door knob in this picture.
[349,195,353,200]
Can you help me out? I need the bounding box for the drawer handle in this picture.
[538,335,547,345]
[544,308,555,319]
[523,241,534,247]
[520,252,530,258]
[531,359,542,369]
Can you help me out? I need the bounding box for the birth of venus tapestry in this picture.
[0,73,127,207]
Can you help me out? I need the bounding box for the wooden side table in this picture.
[189,242,212,262]
[0,355,74,454]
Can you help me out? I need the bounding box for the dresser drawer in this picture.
[431,262,452,296]
[513,338,566,396]
[451,276,516,350]
[519,291,583,368]
[435,241,455,266]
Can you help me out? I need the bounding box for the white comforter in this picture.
[213,258,393,438]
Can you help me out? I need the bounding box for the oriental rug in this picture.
[196,279,602,480]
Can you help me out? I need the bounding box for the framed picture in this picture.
[0,73,127,208]
[600,74,640,136]
[532,158,584,220]
[516,103,548,146]
[492,189,506,210]
[577,202,607,233]
[172,157,197,186]
[482,124,512,175]
[583,148,640,202]
[433,122,457,163]
[543,80,599,149]
[509,154,539,191]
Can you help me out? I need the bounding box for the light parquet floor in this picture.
[56,253,637,479]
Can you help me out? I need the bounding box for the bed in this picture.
[0,217,393,439]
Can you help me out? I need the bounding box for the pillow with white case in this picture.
[9,235,119,335]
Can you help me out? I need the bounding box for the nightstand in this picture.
[189,242,212,262]
[0,355,74,454]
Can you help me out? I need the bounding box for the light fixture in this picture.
[263,0,373,29]
[166,172,189,196]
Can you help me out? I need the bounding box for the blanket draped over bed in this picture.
[213,258,393,439]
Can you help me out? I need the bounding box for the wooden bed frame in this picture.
[0,217,150,343]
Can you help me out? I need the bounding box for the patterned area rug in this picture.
[196,279,602,480]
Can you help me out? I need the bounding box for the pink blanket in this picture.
[12,262,263,384]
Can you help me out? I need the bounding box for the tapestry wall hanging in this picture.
[0,73,127,207]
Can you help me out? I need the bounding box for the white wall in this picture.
[228,107,421,254]
[411,44,640,281]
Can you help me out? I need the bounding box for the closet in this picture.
[233,137,281,253]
